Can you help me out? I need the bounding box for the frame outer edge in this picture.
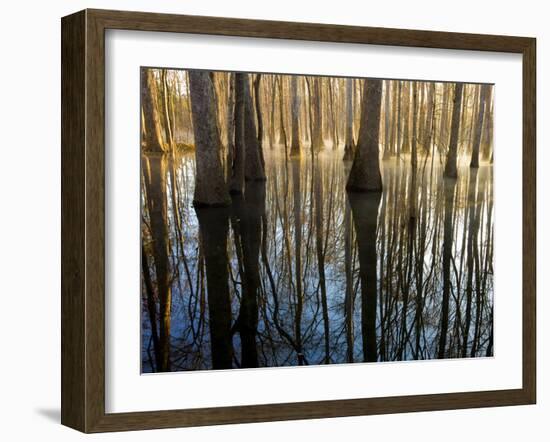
[522,37,536,404]
[61,10,87,432]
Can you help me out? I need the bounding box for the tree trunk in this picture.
[188,71,231,207]
[383,80,392,159]
[161,70,175,152]
[346,79,383,192]
[343,78,355,160]
[443,83,463,179]
[312,78,324,151]
[470,84,490,168]
[290,76,301,157]
[229,73,246,194]
[225,73,236,184]
[243,74,266,181]
[141,69,166,153]
[253,74,264,149]
[409,82,418,219]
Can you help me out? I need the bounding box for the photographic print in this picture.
[140,68,494,373]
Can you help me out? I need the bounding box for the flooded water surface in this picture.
[141,149,493,372]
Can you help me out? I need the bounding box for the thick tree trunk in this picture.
[346,79,383,192]
[188,71,231,206]
[443,83,463,178]
[141,69,167,153]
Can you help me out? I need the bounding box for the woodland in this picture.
[140,68,494,372]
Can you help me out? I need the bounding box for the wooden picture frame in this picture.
[61,8,536,433]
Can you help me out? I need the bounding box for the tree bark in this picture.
[470,84,490,168]
[443,83,463,179]
[141,69,167,153]
[346,79,383,192]
[229,73,246,194]
[188,71,231,207]
[243,74,266,181]
[343,78,355,161]
[290,76,301,157]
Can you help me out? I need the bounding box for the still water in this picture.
[141,149,493,373]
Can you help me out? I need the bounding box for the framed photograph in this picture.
[61,9,536,433]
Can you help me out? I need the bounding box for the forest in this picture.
[140,68,494,372]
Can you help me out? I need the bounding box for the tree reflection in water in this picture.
[141,150,494,372]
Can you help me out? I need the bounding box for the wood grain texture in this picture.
[61,8,537,433]
[61,10,86,431]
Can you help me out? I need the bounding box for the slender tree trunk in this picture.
[396,81,403,157]
[383,80,392,159]
[229,73,246,194]
[343,78,354,160]
[290,76,301,157]
[470,84,490,168]
[253,74,264,149]
[400,82,411,154]
[312,78,324,152]
[243,74,266,181]
[161,70,175,152]
[409,82,418,219]
[277,77,288,158]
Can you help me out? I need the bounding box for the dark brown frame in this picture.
[61,8,536,433]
